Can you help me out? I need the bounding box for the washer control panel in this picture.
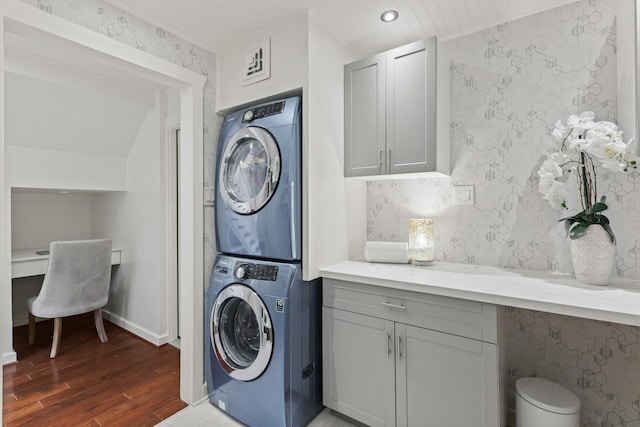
[242,101,285,123]
[234,262,279,281]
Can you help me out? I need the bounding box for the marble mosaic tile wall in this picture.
[367,0,640,425]
[18,0,220,280]
[507,308,640,426]
[369,0,639,278]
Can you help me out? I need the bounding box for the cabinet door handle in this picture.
[388,146,392,172]
[396,335,403,361]
[378,146,383,172]
[386,333,391,359]
[381,301,406,311]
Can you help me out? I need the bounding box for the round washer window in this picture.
[211,284,273,381]
[219,127,280,214]
[219,298,260,367]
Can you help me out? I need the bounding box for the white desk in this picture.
[11,249,122,279]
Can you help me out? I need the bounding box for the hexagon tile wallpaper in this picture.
[367,0,640,425]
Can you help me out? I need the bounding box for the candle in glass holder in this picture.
[408,219,434,265]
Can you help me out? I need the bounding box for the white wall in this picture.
[4,68,153,158]
[215,12,362,280]
[92,92,170,345]
[9,191,103,326]
[6,146,127,191]
[305,15,364,276]
[7,94,174,346]
[11,191,93,249]
[215,12,308,112]
[4,47,157,192]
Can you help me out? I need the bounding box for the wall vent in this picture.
[243,37,270,86]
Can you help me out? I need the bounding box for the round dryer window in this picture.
[219,127,281,214]
[211,284,273,381]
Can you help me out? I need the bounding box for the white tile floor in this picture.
[156,401,360,427]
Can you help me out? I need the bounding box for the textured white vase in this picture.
[570,225,615,286]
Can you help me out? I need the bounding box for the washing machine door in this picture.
[219,126,281,215]
[211,284,274,381]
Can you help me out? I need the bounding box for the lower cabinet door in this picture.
[322,307,396,427]
[396,324,499,427]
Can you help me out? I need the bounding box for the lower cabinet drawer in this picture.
[323,278,497,343]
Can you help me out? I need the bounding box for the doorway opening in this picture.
[1,4,207,405]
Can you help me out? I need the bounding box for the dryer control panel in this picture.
[242,101,285,123]
[234,262,279,281]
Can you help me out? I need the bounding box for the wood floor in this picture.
[3,313,186,426]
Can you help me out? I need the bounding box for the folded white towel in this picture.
[364,241,409,264]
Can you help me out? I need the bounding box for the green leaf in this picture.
[576,213,591,222]
[589,202,608,214]
[569,223,589,240]
[560,210,587,223]
[564,219,573,237]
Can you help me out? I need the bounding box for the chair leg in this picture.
[94,308,108,343]
[28,313,36,346]
[50,318,62,358]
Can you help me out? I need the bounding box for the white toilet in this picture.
[516,377,580,427]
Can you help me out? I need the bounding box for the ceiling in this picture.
[105,0,576,57]
[4,30,159,158]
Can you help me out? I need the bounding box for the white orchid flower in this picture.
[568,136,588,151]
[538,158,562,179]
[537,111,636,216]
[542,181,569,210]
[538,171,557,194]
[587,136,626,161]
[567,111,595,132]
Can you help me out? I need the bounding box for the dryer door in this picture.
[219,126,281,214]
[210,284,274,381]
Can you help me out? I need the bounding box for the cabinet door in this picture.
[344,53,386,177]
[386,39,436,174]
[322,307,396,427]
[395,324,500,427]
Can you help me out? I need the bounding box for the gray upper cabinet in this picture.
[344,39,436,177]
[344,53,386,177]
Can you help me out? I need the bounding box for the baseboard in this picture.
[102,310,169,346]
[2,351,17,365]
[196,391,209,406]
[4,313,168,365]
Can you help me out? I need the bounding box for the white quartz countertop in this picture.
[319,261,640,327]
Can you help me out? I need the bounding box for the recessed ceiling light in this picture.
[381,10,399,23]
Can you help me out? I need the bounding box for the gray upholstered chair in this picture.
[28,239,113,358]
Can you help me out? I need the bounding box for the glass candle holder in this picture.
[408,219,434,265]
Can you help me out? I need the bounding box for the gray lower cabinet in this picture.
[323,308,395,427]
[322,279,501,427]
[344,38,437,177]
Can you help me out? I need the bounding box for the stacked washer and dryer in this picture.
[206,95,323,427]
